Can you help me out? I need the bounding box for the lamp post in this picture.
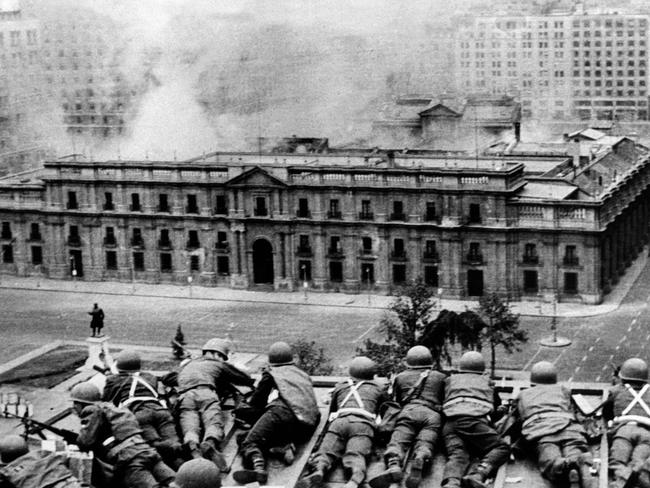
[301,264,308,301]
[365,267,371,305]
[540,293,571,347]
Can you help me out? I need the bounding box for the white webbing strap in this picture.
[339,378,366,410]
[622,383,650,416]
[119,373,163,408]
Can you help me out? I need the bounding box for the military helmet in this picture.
[406,346,433,369]
[530,361,557,384]
[349,356,377,380]
[174,458,222,488]
[458,351,485,373]
[202,338,230,358]
[70,382,101,404]
[620,358,649,382]
[268,341,293,366]
[115,350,141,372]
[0,435,28,463]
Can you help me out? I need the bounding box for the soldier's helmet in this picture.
[619,358,649,382]
[174,458,222,488]
[0,435,28,463]
[458,351,485,373]
[406,346,433,369]
[115,350,141,372]
[70,382,101,404]
[268,341,294,366]
[530,361,557,384]
[349,356,377,380]
[202,338,230,359]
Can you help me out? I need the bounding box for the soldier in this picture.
[71,381,176,488]
[441,351,510,488]
[602,357,650,488]
[171,458,221,488]
[0,435,83,488]
[103,350,184,469]
[233,341,320,485]
[515,361,594,488]
[297,356,388,488]
[369,346,446,488]
[176,338,254,469]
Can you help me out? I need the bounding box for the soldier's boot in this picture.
[234,454,269,485]
[296,461,328,488]
[200,437,228,471]
[368,454,403,488]
[406,455,429,488]
[636,469,650,488]
[461,462,492,488]
[186,440,203,460]
[441,477,462,488]
[567,468,580,488]
[269,443,296,465]
[610,466,635,488]
[343,468,365,488]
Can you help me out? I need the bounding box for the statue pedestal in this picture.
[83,335,111,371]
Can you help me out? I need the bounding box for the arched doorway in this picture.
[252,239,274,284]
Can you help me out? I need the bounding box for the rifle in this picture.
[5,411,79,445]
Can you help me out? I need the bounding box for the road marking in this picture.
[632,319,638,325]
[568,376,574,382]
[619,336,627,343]
[609,354,614,360]
[616,345,620,350]
[522,347,544,371]
[353,324,378,343]
[588,346,594,352]
[628,326,633,332]
[602,365,609,371]
[582,355,588,362]
[647,334,650,341]
[596,375,601,381]
[575,366,581,373]
[595,337,601,343]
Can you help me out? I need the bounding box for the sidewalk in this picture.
[0,247,646,318]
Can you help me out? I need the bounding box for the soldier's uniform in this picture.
[515,361,593,488]
[441,352,509,488]
[602,358,650,488]
[233,342,321,485]
[104,351,183,469]
[298,356,388,488]
[176,338,253,466]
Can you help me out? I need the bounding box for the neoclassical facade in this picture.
[1,142,649,304]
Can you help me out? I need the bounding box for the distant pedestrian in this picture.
[88,303,104,337]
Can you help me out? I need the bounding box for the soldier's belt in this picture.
[178,384,217,395]
[522,411,574,429]
[329,407,377,422]
[611,415,650,428]
[120,396,166,409]
[105,435,145,459]
[443,396,493,411]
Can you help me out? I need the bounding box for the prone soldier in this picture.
[441,351,510,488]
[233,341,321,485]
[103,350,184,469]
[71,381,176,488]
[602,357,650,488]
[514,361,594,488]
[297,356,388,488]
[369,346,446,488]
[176,338,254,469]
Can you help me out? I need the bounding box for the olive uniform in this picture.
[0,450,82,488]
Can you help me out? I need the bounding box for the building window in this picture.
[160,253,172,272]
[523,270,538,293]
[215,195,227,214]
[104,226,116,246]
[67,191,78,209]
[329,261,343,282]
[563,245,579,266]
[393,264,407,284]
[523,243,538,264]
[187,230,200,249]
[425,202,438,221]
[299,260,312,281]
[361,263,374,283]
[328,199,341,219]
[297,235,311,255]
[104,192,114,210]
[29,223,41,241]
[216,231,229,251]
[2,244,13,263]
[158,194,169,212]
[468,242,482,263]
[159,229,171,248]
[362,236,372,253]
[254,196,268,216]
[297,198,310,218]
[329,235,342,254]
[190,255,200,271]
[186,194,198,214]
[391,201,405,221]
[1,222,11,239]
[564,272,578,294]
[30,246,42,265]
[130,193,141,212]
[131,228,144,248]
[133,252,145,271]
[360,200,373,220]
[68,225,81,246]
[468,203,481,223]
[424,265,439,287]
[105,250,117,270]
[393,238,406,258]
[424,240,438,260]
[217,256,230,275]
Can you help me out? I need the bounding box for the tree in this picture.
[474,293,528,378]
[420,309,483,368]
[171,325,186,359]
[290,339,334,376]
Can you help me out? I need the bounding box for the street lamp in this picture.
[301,264,308,301]
[540,293,571,347]
[365,267,371,305]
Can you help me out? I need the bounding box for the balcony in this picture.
[391,251,407,261]
[389,212,407,221]
[215,206,228,215]
[186,206,199,214]
[103,203,114,211]
[327,247,343,258]
[360,248,374,256]
[423,250,440,262]
[103,237,117,247]
[186,240,201,250]
[28,233,42,242]
[359,212,374,221]
[424,212,440,223]
[158,205,170,213]
[522,254,539,265]
[66,202,78,210]
[215,242,230,252]
[253,208,268,217]
[68,236,81,247]
[327,211,342,219]
[465,216,482,225]
[466,253,484,265]
[296,210,312,219]
[131,238,145,249]
[130,205,142,212]
[158,240,172,250]
[296,246,313,257]
[563,256,580,266]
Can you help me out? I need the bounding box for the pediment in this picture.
[419,103,462,118]
[225,166,287,187]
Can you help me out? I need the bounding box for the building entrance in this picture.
[252,239,274,284]
[467,269,483,296]
[69,250,84,278]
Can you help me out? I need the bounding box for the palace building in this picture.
[1,137,649,304]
